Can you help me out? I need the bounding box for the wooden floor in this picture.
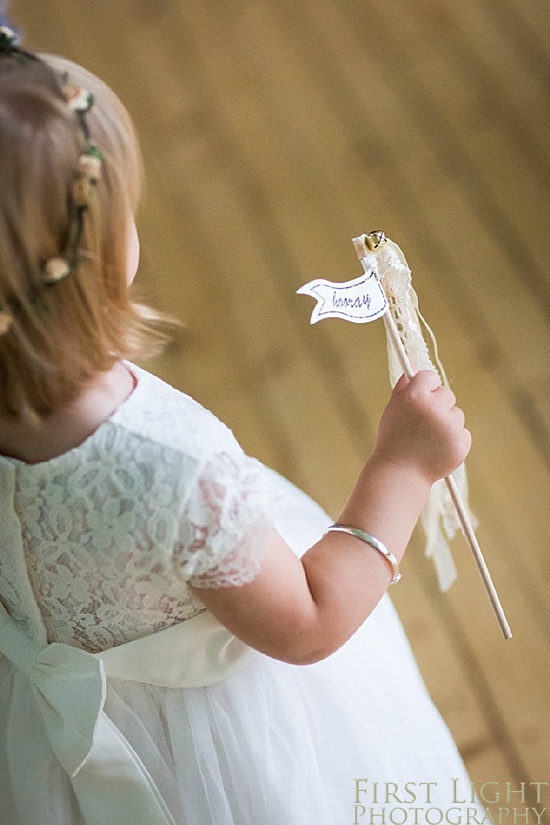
[12,0,550,812]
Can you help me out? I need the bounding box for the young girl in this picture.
[0,19,479,825]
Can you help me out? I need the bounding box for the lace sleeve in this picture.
[172,451,274,589]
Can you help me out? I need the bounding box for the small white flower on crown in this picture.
[63,82,92,113]
[78,153,102,181]
[43,257,71,284]
[0,25,15,38]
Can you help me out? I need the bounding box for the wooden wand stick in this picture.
[355,232,512,640]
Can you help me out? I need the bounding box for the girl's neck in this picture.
[0,361,135,464]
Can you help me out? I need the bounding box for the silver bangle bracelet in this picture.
[326,523,402,585]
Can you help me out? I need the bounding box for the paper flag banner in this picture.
[297,269,389,324]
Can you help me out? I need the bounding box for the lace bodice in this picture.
[0,366,280,653]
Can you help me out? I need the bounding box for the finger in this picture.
[434,385,457,408]
[409,369,441,393]
[450,405,465,428]
[458,428,473,461]
[392,373,410,394]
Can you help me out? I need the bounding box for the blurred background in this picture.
[11,0,550,809]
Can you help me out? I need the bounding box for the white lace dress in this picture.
[0,364,478,825]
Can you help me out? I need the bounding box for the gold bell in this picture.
[365,231,387,251]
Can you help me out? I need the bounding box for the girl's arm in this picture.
[190,370,471,665]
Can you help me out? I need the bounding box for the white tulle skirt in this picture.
[0,591,479,825]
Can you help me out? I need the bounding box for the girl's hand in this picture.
[373,370,471,485]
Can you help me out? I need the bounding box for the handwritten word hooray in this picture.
[331,291,372,311]
[297,268,388,324]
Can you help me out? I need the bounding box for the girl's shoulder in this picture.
[112,363,243,463]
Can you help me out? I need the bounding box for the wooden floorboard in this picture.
[10,0,550,810]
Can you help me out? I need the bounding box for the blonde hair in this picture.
[0,53,164,422]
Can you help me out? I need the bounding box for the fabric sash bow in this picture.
[0,601,257,825]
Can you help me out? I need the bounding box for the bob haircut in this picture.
[0,53,164,422]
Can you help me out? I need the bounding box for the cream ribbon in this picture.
[356,238,470,591]
[0,601,257,825]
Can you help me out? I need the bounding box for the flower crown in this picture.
[0,23,104,336]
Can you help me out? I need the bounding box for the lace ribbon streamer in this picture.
[360,239,477,592]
